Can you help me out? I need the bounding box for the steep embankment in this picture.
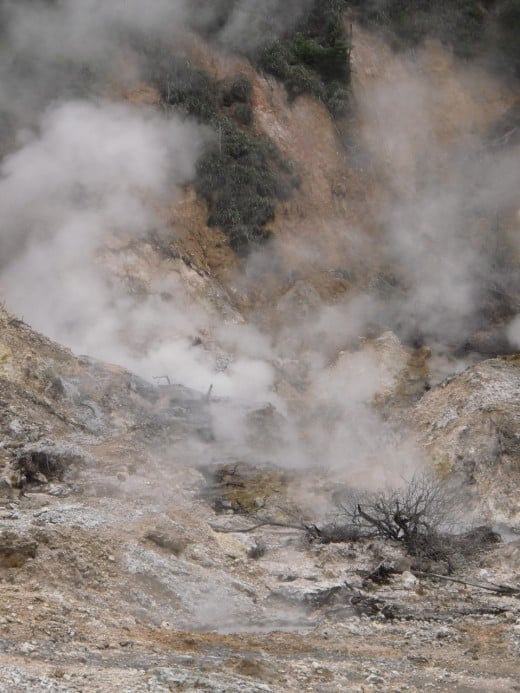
[109,22,520,353]
[1,5,520,691]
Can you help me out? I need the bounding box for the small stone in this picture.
[401,570,418,588]
[366,673,386,686]
[20,642,37,654]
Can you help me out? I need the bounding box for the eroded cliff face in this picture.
[0,12,520,692]
[160,24,519,311]
[83,21,520,378]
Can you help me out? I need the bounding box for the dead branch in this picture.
[210,519,307,534]
[414,571,520,598]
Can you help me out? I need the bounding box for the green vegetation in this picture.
[231,102,253,126]
[143,50,296,255]
[184,0,519,121]
[195,117,296,255]
[161,58,219,121]
[137,0,520,257]
[259,0,352,117]
[187,0,520,82]
[140,51,220,121]
[222,75,253,106]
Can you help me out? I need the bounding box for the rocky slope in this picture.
[1,306,519,691]
[414,356,520,530]
[0,5,519,691]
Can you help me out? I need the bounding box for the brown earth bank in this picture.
[1,13,520,692]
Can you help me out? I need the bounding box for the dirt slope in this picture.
[1,19,520,693]
[151,25,519,320]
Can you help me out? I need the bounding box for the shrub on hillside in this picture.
[195,117,295,255]
[161,58,219,121]
[222,75,253,106]
[329,474,484,570]
[258,0,352,117]
[231,102,253,126]
[142,47,296,256]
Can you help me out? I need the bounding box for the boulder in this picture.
[413,358,520,527]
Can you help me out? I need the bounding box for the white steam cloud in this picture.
[508,314,520,348]
[0,1,518,494]
[0,99,199,358]
[0,97,278,401]
[0,0,287,403]
[215,0,314,52]
[5,0,186,61]
[354,51,520,351]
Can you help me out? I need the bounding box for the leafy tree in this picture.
[142,46,296,255]
[196,117,294,255]
[259,0,352,117]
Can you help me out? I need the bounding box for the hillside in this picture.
[0,1,519,691]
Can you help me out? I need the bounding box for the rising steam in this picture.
[0,1,519,488]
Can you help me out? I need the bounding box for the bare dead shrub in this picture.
[333,474,462,565]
